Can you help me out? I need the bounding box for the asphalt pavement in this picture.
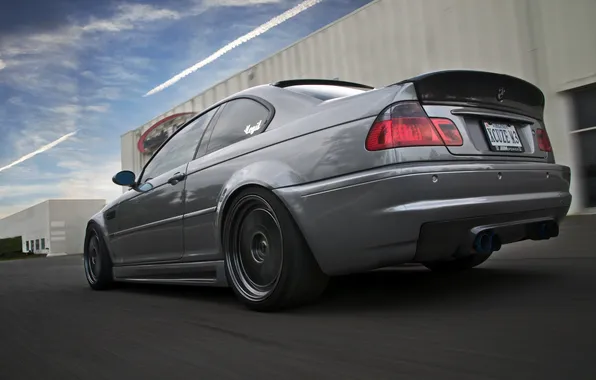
[1,215,595,380]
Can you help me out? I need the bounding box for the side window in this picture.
[141,108,217,182]
[206,98,270,154]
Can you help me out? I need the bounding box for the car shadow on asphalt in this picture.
[114,262,557,313]
[300,264,556,314]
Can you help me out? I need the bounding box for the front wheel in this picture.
[84,225,115,290]
[223,187,328,312]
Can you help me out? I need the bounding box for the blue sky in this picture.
[0,0,373,218]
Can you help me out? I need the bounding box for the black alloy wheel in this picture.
[84,225,114,290]
[227,194,283,302]
[223,187,328,311]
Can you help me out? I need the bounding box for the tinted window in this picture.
[286,85,369,101]
[206,99,270,154]
[142,108,217,181]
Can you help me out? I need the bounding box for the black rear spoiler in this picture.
[272,79,374,90]
[394,70,545,120]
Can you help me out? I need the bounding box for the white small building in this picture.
[0,199,106,255]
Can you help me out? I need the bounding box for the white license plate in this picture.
[482,122,524,152]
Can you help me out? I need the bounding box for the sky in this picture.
[0,0,373,218]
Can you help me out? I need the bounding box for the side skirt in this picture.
[112,260,229,287]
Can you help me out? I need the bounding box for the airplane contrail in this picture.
[0,131,77,173]
[144,0,323,96]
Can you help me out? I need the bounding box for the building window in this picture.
[570,84,596,208]
[31,240,34,251]
[26,241,29,251]
[35,239,40,250]
[41,238,46,250]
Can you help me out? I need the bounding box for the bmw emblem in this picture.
[497,87,506,102]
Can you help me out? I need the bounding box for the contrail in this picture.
[0,131,77,173]
[144,0,323,96]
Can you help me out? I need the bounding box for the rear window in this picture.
[285,84,370,101]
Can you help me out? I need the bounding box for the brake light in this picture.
[431,118,464,146]
[536,128,552,152]
[365,102,463,151]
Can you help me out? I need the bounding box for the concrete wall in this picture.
[0,199,106,254]
[0,201,50,253]
[527,0,596,213]
[121,0,596,213]
[48,199,106,254]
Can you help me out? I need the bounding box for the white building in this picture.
[0,199,106,255]
[121,0,596,215]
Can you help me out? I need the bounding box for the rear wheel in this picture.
[423,252,492,273]
[84,225,114,290]
[223,187,328,312]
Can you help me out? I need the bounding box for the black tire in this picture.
[423,252,492,273]
[223,187,328,312]
[84,224,115,290]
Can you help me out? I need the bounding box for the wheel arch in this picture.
[214,160,306,253]
[84,218,116,263]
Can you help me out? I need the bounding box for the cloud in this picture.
[0,158,121,219]
[0,131,78,174]
[0,185,58,200]
[144,0,323,96]
[52,155,122,201]
[85,104,110,113]
[0,59,5,70]
[49,104,110,115]
[0,3,183,74]
[82,4,182,33]
[0,148,123,219]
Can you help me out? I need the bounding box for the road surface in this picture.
[1,216,595,380]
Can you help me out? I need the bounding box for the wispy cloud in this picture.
[144,0,323,96]
[0,131,78,174]
[0,3,183,64]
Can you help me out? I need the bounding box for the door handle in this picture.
[167,172,186,185]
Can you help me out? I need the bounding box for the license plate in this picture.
[482,121,524,152]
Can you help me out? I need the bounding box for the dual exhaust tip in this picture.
[528,220,560,241]
[473,221,559,255]
[473,231,502,255]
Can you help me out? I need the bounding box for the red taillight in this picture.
[431,118,463,146]
[365,102,462,151]
[536,128,552,152]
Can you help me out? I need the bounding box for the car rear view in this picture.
[368,71,571,269]
[278,70,571,277]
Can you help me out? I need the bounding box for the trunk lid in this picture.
[397,70,552,162]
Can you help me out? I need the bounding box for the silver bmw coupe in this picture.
[84,70,571,311]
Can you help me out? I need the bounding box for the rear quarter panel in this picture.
[182,84,411,260]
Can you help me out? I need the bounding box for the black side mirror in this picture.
[112,170,136,187]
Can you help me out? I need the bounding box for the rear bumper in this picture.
[274,162,571,276]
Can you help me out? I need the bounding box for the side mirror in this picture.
[112,170,136,186]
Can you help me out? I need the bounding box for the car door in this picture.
[183,98,273,261]
[111,111,216,265]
